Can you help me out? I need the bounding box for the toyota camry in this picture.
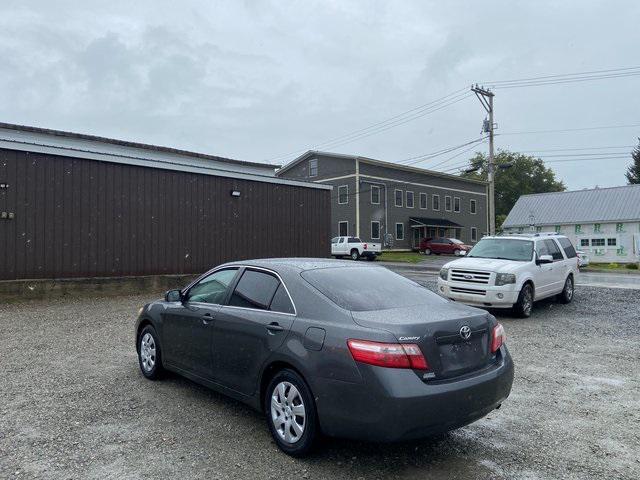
[135,258,514,456]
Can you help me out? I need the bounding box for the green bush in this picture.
[626,263,639,270]
[608,263,619,269]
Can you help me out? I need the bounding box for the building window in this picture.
[338,221,348,236]
[420,193,427,209]
[536,226,542,233]
[371,221,380,239]
[445,195,452,211]
[308,159,318,177]
[395,189,403,207]
[471,227,478,242]
[395,222,404,240]
[470,199,477,214]
[555,225,562,233]
[432,194,440,211]
[454,197,461,213]
[591,238,605,247]
[406,191,414,208]
[338,185,348,204]
[594,223,601,233]
[580,239,590,247]
[607,238,617,246]
[371,185,380,204]
[616,223,624,232]
[575,225,582,234]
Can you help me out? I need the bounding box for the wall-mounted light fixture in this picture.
[230,190,241,197]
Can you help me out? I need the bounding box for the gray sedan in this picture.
[135,258,514,456]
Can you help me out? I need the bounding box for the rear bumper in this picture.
[437,279,519,308]
[361,251,380,258]
[313,348,514,442]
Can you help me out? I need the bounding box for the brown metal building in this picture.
[0,123,331,281]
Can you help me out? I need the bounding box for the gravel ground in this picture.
[1,273,639,480]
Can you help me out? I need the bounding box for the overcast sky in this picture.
[1,1,639,189]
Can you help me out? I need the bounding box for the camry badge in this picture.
[459,325,471,340]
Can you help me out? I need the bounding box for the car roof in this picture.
[221,257,378,273]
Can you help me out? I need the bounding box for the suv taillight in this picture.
[491,323,506,353]
[363,243,368,250]
[347,339,429,370]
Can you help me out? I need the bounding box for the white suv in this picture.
[437,233,579,317]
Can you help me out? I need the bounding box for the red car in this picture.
[419,237,471,256]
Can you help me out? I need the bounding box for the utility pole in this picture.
[471,85,496,235]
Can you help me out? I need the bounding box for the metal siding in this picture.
[0,149,330,281]
[503,186,640,227]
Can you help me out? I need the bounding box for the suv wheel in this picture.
[265,369,317,457]
[350,249,360,261]
[558,275,574,304]
[513,283,533,318]
[424,248,431,255]
[138,325,164,379]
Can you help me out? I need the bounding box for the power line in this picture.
[263,88,469,163]
[397,136,487,165]
[501,123,640,136]
[482,65,640,85]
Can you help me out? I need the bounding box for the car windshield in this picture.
[467,238,534,261]
[450,238,463,244]
[301,267,446,312]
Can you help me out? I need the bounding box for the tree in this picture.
[460,150,566,226]
[625,138,640,184]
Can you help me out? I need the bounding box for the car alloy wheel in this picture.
[560,276,574,303]
[350,250,359,260]
[424,248,431,255]
[271,381,306,444]
[140,333,156,372]
[454,249,461,256]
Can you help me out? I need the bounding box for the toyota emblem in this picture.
[459,325,471,340]
[463,274,473,280]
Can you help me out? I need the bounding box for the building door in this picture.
[413,227,422,249]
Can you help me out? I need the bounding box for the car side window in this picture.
[544,239,564,261]
[558,237,577,258]
[186,268,239,304]
[229,269,280,310]
[270,284,295,314]
[536,241,549,258]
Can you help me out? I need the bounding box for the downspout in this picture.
[355,158,360,237]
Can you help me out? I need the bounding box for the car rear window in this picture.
[301,267,444,311]
[558,237,577,258]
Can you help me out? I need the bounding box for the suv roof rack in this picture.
[499,232,561,238]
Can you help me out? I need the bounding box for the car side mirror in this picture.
[537,254,553,264]
[165,289,182,302]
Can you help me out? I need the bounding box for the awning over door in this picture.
[409,217,463,228]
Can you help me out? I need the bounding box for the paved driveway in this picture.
[1,274,638,479]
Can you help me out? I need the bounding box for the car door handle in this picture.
[202,312,215,323]
[266,322,284,332]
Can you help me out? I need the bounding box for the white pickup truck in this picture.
[331,236,382,261]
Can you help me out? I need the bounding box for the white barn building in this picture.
[502,185,640,264]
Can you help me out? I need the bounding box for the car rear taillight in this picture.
[491,323,506,353]
[363,243,368,250]
[347,339,429,370]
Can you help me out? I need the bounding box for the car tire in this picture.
[513,283,534,318]
[424,248,431,255]
[265,369,317,457]
[454,249,461,256]
[350,249,360,261]
[558,275,574,304]
[138,325,164,380]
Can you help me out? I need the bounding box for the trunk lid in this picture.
[351,302,493,380]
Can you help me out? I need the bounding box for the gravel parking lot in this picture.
[1,272,639,480]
